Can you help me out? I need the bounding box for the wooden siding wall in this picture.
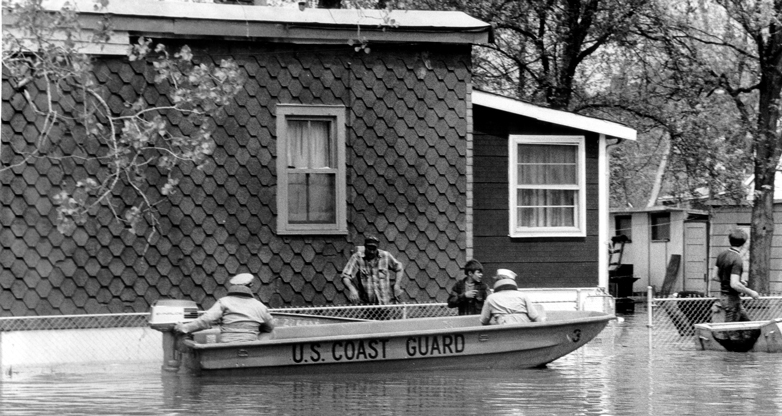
[471,106,600,288]
[0,42,472,316]
[710,206,782,294]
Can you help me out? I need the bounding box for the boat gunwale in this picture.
[694,318,782,332]
[183,312,615,350]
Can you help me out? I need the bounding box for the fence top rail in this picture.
[653,295,782,301]
[271,303,448,312]
[0,304,447,321]
[0,312,149,322]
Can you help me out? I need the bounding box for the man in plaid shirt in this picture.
[341,235,404,305]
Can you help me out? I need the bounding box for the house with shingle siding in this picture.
[1,0,635,317]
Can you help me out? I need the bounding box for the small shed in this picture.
[609,207,709,295]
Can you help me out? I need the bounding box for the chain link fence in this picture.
[0,313,150,332]
[273,302,456,321]
[649,294,782,349]
[0,303,455,332]
[9,294,778,372]
[0,303,457,373]
[0,313,159,374]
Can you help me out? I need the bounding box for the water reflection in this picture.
[2,313,781,415]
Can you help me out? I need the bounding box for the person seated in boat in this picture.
[341,234,405,306]
[713,229,760,323]
[174,273,275,342]
[447,259,488,315]
[480,269,545,325]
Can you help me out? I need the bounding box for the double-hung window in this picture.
[276,104,347,235]
[509,135,586,237]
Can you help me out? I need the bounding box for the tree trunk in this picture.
[750,180,773,294]
[749,79,780,295]
[647,140,669,208]
[748,6,782,295]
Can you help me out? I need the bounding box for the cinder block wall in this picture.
[0,42,470,315]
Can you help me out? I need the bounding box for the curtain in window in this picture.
[516,144,577,228]
[287,120,336,223]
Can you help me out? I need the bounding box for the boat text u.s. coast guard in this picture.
[291,334,466,364]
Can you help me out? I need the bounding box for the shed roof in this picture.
[610,207,707,216]
[29,0,491,45]
[472,90,636,141]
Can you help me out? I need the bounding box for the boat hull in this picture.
[694,319,782,353]
[177,310,613,374]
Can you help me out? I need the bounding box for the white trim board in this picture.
[473,90,636,141]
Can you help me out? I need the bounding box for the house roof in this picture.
[472,90,637,141]
[27,0,491,46]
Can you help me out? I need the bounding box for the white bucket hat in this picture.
[229,273,254,286]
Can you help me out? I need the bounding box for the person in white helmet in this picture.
[174,273,275,342]
[480,269,545,325]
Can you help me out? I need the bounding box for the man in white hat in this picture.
[479,269,545,325]
[174,273,275,342]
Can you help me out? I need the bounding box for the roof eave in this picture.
[30,0,491,45]
[472,90,637,141]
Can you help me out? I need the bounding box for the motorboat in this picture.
[694,319,782,353]
[149,301,614,374]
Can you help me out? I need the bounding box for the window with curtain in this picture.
[276,105,346,235]
[509,135,586,237]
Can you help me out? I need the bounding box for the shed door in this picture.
[683,221,708,292]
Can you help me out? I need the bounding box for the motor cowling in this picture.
[148,299,200,372]
[148,299,199,331]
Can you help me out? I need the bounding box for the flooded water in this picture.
[2,312,781,415]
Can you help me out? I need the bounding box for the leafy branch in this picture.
[1,0,244,240]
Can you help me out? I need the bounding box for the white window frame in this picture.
[276,104,347,235]
[508,135,586,238]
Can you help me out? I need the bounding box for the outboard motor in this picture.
[148,299,199,372]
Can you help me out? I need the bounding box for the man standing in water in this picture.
[713,229,760,322]
[341,234,404,306]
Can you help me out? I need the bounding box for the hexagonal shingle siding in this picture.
[0,41,469,316]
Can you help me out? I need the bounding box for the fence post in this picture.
[647,286,654,328]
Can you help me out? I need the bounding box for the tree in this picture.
[631,0,781,293]
[414,0,651,110]
[578,27,753,210]
[704,0,782,294]
[2,0,244,241]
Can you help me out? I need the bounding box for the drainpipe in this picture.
[599,135,609,292]
[601,137,623,296]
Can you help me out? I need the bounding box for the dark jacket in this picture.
[447,278,489,315]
